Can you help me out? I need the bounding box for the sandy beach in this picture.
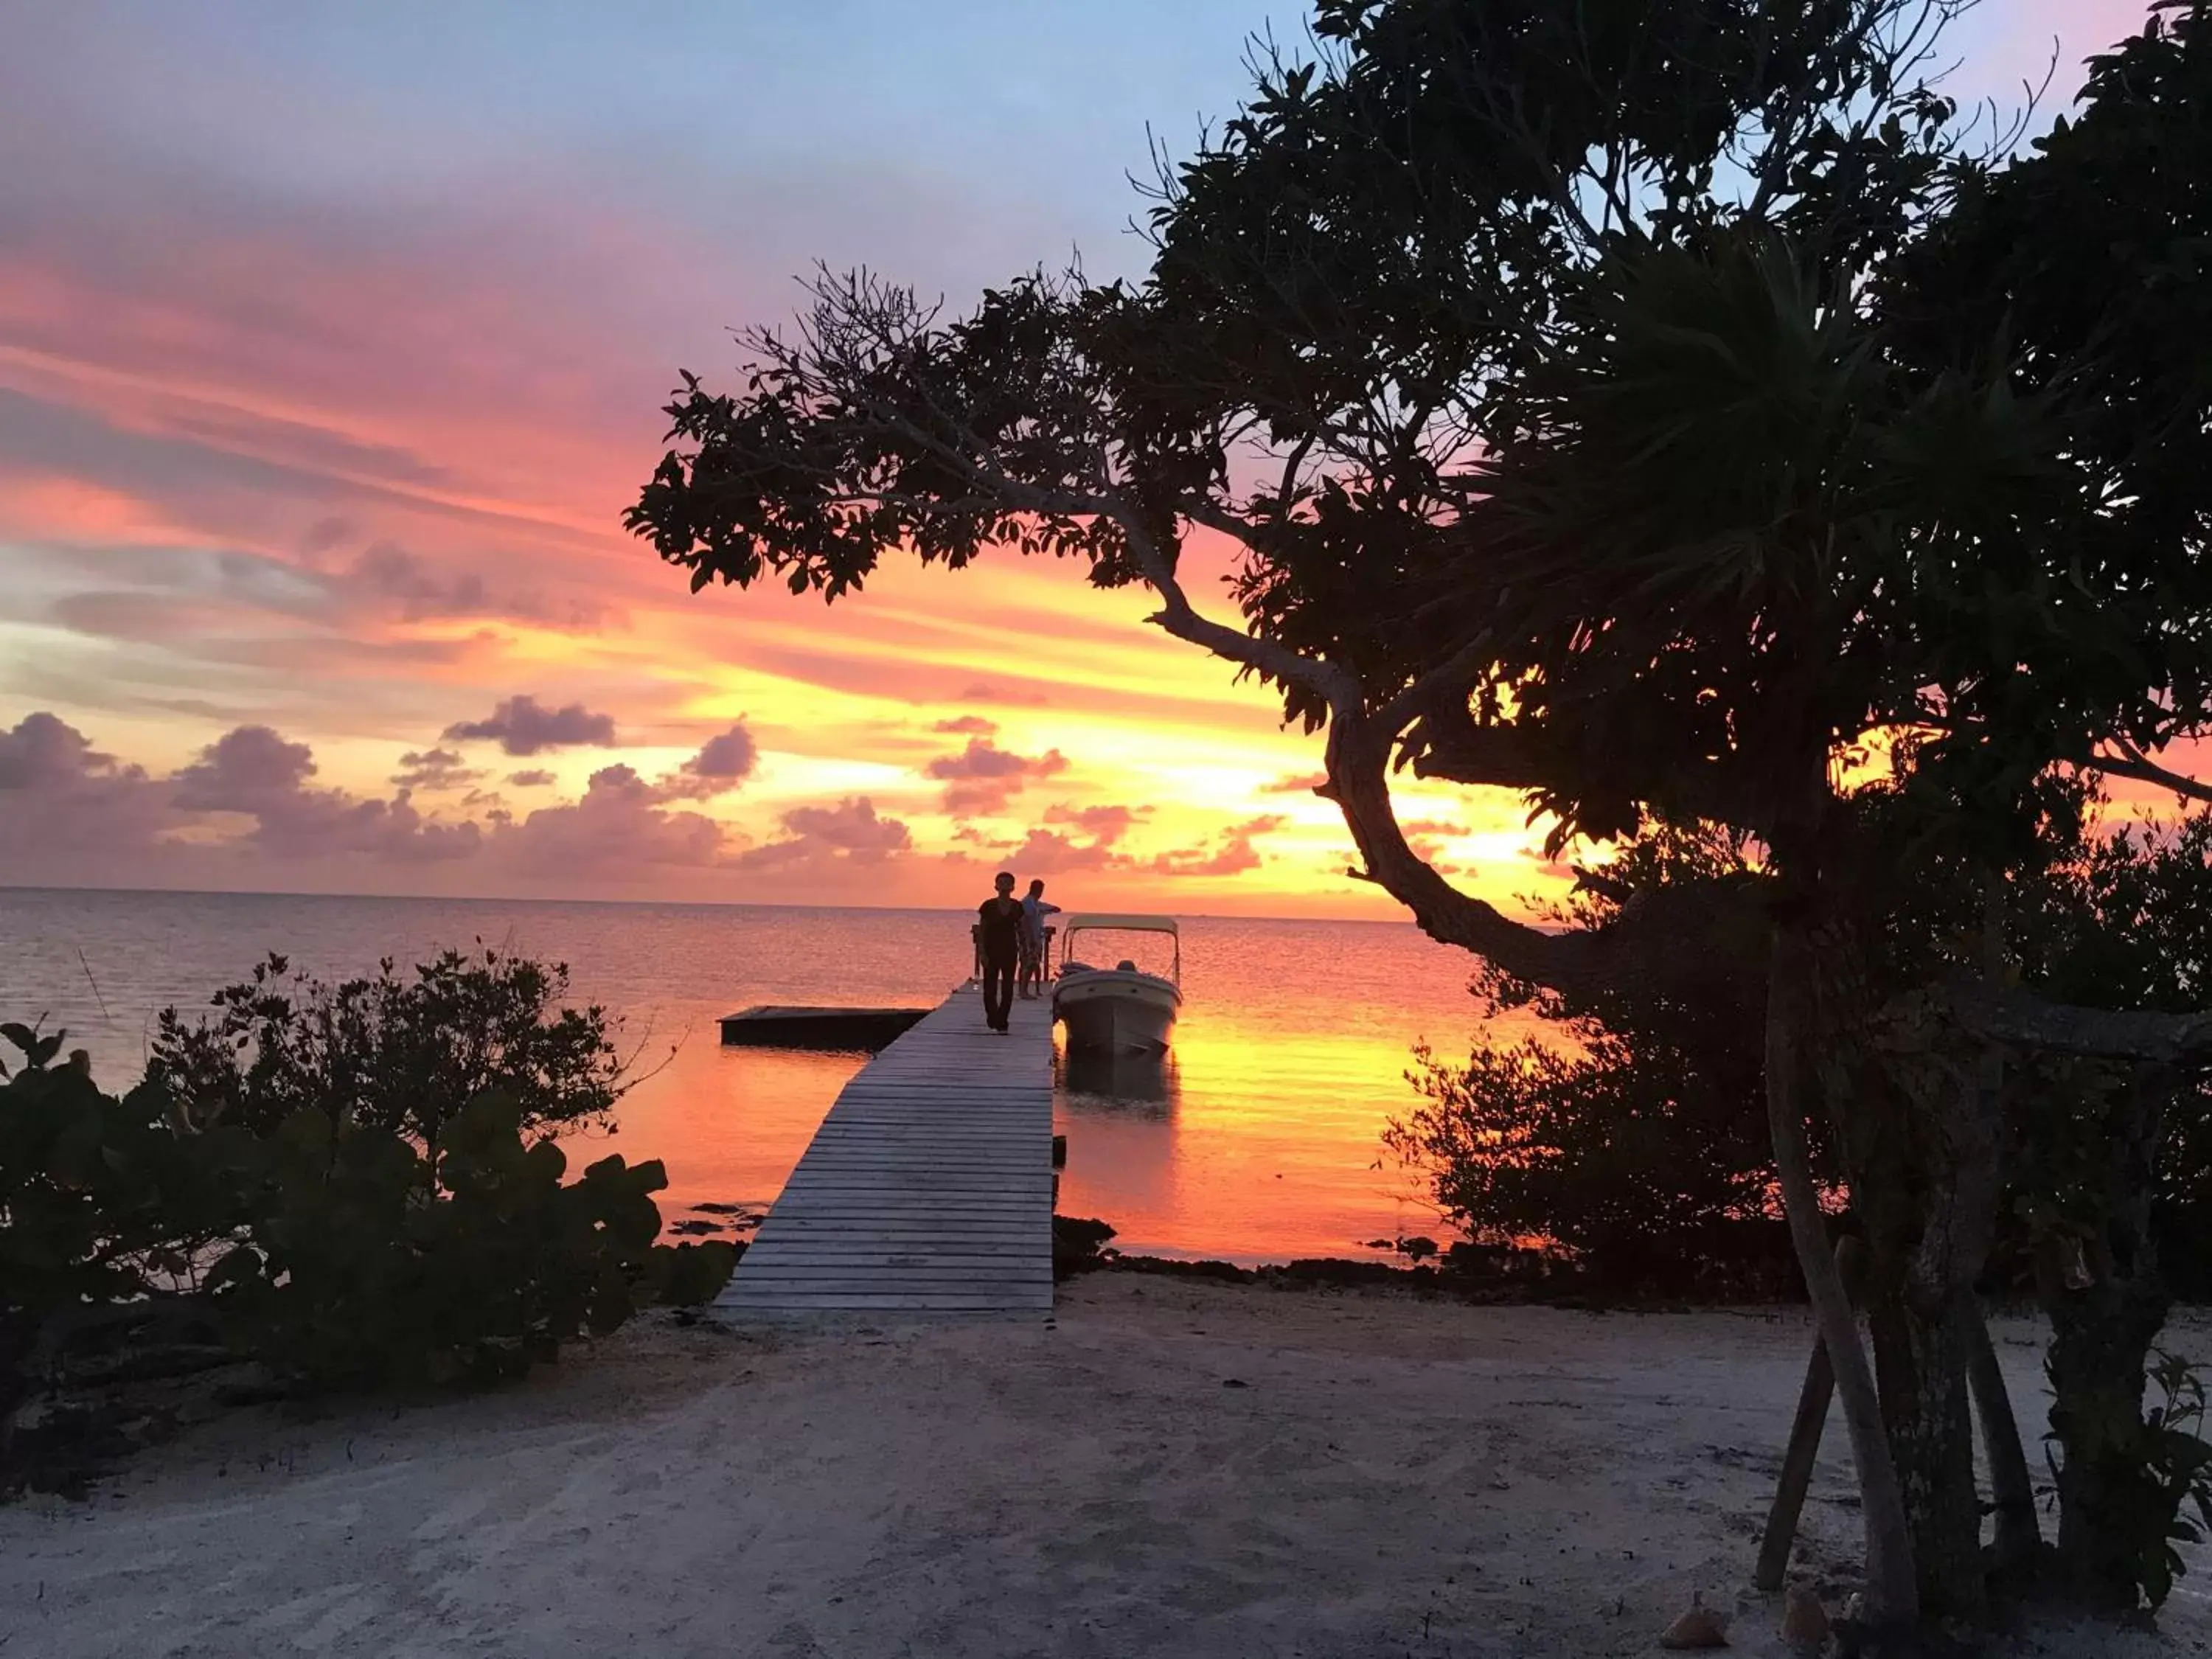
[4,1278,2205,1659]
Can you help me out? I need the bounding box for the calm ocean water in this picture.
[0,888,1523,1264]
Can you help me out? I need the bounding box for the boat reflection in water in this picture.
[1060,1043,1179,1113]
[1054,1039,1181,1234]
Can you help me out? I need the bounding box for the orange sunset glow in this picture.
[0,1,2171,915]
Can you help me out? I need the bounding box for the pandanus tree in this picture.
[630,0,2212,1632]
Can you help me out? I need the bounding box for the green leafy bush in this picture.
[143,947,627,1145]
[2006,809,2212,1610]
[2,1029,170,1338]
[226,1092,729,1388]
[1,1026,251,1484]
[1,1026,260,1351]
[3,950,734,1487]
[2045,1350,2212,1615]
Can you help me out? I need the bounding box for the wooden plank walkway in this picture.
[716,985,1056,1314]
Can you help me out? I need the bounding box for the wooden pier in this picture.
[715,986,1056,1314]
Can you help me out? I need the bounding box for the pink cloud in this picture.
[171,724,481,862]
[997,827,1121,873]
[3,712,495,877]
[170,725,318,805]
[925,737,1069,815]
[958,681,1050,708]
[1043,802,1148,845]
[0,712,174,864]
[497,764,727,872]
[650,722,758,800]
[391,748,482,791]
[335,540,609,630]
[739,796,912,871]
[443,695,618,756]
[1148,815,1285,879]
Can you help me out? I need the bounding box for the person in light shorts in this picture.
[1017,878,1060,1000]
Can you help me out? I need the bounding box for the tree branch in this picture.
[1324,703,1627,992]
[1965,986,2212,1065]
[1109,502,1363,714]
[2087,743,2212,807]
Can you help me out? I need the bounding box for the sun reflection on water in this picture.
[8,890,1523,1265]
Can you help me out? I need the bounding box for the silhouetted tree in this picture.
[2010,807,2212,1607]
[630,0,2212,1631]
[1387,821,1792,1295]
[1391,785,2212,1609]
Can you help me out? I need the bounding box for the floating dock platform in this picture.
[718,1004,931,1050]
[715,986,1055,1314]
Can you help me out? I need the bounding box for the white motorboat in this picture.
[1052,914,1182,1054]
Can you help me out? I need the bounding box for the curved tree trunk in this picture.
[1964,1299,2042,1582]
[1767,922,1919,1629]
[1963,869,2039,1586]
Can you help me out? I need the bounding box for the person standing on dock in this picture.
[1017,878,1060,1000]
[975,872,1023,1033]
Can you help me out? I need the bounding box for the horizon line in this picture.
[0,881,1437,929]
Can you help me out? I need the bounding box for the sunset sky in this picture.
[0,1,2167,916]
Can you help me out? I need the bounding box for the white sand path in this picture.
[3,1278,2206,1658]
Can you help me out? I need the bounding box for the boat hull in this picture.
[1053,970,1179,1054]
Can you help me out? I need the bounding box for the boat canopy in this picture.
[1061,913,1179,936]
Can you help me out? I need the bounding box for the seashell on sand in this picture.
[1781,1584,1832,1649]
[1659,1593,1731,1649]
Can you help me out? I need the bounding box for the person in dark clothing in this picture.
[975,871,1023,1032]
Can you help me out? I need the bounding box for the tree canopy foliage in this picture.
[631,0,2212,1632]
[632,1,2212,1006]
